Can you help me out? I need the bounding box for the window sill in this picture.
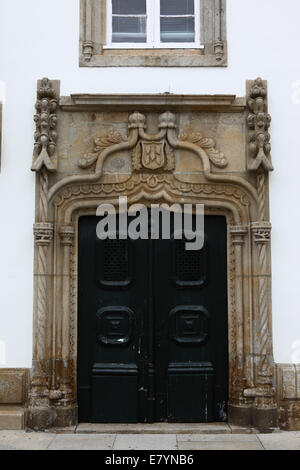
[103,44,205,50]
[79,41,227,68]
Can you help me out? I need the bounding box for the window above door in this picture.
[80,0,227,67]
[107,0,201,49]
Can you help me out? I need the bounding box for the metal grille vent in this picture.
[103,238,129,282]
[175,239,203,282]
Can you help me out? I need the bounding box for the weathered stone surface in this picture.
[277,364,300,430]
[0,370,29,404]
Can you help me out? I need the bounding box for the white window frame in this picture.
[104,0,203,50]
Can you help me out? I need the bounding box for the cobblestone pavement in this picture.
[0,429,300,450]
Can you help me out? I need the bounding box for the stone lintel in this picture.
[60,94,245,113]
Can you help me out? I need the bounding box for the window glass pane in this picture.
[160,0,194,16]
[112,0,146,15]
[112,17,147,43]
[160,17,195,42]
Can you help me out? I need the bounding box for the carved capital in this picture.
[59,225,75,246]
[230,225,248,245]
[34,222,54,246]
[251,221,272,244]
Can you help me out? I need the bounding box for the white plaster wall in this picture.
[0,0,299,367]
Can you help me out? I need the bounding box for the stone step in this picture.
[75,422,252,435]
[0,408,25,430]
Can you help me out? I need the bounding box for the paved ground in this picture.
[0,430,300,450]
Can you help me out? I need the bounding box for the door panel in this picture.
[153,216,228,422]
[78,217,149,422]
[78,214,228,423]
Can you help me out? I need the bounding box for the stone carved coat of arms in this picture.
[132,140,175,172]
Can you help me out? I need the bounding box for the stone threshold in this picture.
[47,423,256,435]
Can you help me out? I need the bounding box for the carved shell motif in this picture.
[78,131,127,169]
[179,132,228,168]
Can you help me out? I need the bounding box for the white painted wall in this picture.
[0,0,300,367]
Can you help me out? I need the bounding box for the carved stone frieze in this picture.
[53,175,250,211]
[247,78,274,172]
[32,78,58,173]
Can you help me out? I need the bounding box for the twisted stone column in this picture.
[244,221,277,429]
[28,222,54,429]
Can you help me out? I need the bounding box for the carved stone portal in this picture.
[28,78,279,431]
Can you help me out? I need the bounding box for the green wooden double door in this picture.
[78,215,228,423]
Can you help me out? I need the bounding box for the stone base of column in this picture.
[27,406,56,431]
[252,406,278,431]
[228,404,253,427]
[52,405,78,428]
[228,403,278,431]
[27,404,77,430]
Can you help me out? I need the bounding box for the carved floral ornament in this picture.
[78,111,228,174]
[31,78,58,173]
[247,77,274,172]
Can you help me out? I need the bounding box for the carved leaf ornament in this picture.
[179,132,228,168]
[79,131,127,169]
